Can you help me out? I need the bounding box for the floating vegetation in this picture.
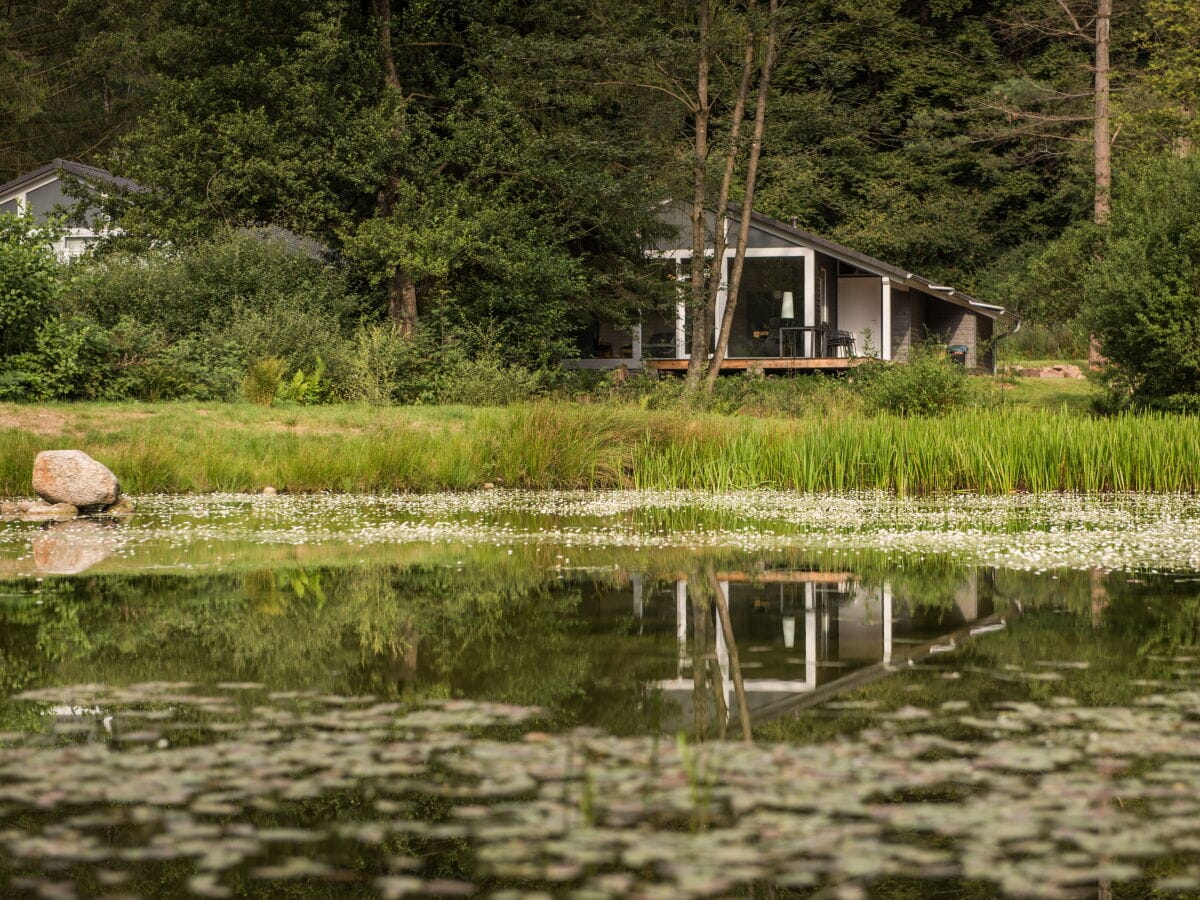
[2,686,1200,897]
[2,492,1200,896]
[4,490,1200,576]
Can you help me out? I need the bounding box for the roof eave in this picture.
[740,206,1014,323]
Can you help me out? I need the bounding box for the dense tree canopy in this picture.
[2,0,1199,399]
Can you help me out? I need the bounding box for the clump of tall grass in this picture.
[2,402,1200,495]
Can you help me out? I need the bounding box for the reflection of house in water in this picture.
[580,566,999,731]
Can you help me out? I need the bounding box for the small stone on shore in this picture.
[22,501,79,521]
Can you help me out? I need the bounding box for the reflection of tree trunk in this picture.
[1090,568,1108,630]
[710,655,728,740]
[710,571,753,742]
[383,620,419,691]
[691,582,709,739]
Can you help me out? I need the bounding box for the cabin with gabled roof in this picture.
[568,201,1018,374]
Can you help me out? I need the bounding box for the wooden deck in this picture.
[644,357,862,373]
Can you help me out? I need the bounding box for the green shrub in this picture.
[337,323,437,404]
[242,358,287,405]
[0,315,112,401]
[95,318,242,401]
[71,229,358,335]
[852,344,979,416]
[0,213,65,358]
[276,358,326,405]
[1083,154,1200,408]
[1002,321,1089,361]
[434,354,547,406]
[58,228,359,401]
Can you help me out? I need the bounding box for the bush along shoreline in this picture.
[3,402,1200,496]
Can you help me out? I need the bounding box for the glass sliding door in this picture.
[726,257,806,358]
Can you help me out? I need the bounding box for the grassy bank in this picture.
[2,400,1198,495]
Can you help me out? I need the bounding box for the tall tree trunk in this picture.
[373,0,418,335]
[1094,0,1112,224]
[389,269,418,333]
[1089,0,1112,368]
[700,3,759,372]
[685,0,713,392]
[706,0,780,391]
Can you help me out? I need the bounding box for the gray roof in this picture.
[743,207,1017,328]
[0,159,145,201]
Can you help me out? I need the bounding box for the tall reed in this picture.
[2,403,1199,495]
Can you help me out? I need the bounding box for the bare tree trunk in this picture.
[1088,0,1112,367]
[700,2,759,375]
[388,269,418,334]
[1094,0,1112,224]
[706,0,780,391]
[373,0,418,334]
[684,0,713,392]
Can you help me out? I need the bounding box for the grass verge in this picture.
[2,401,1197,494]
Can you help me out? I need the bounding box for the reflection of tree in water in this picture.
[0,564,606,728]
[679,562,754,743]
[5,557,1200,739]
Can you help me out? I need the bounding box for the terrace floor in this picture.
[644,357,862,373]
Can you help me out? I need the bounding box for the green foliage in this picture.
[69,230,356,346]
[338,322,419,405]
[336,324,550,406]
[979,222,1103,328]
[242,358,287,406]
[436,354,547,407]
[1125,0,1200,155]
[1084,154,1200,408]
[0,214,64,356]
[851,345,982,416]
[275,357,326,405]
[21,230,362,402]
[995,321,1088,360]
[6,400,1200,494]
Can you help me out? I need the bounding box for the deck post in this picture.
[882,582,893,665]
[803,249,816,356]
[881,277,892,361]
[715,256,728,351]
[805,583,818,690]
[675,300,687,360]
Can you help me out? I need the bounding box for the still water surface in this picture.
[2,492,1200,897]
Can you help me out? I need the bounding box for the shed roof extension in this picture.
[743,207,1017,329]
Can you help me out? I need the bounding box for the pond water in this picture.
[2,491,1200,898]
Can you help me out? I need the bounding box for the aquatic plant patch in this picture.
[4,491,1200,575]
[5,685,1200,897]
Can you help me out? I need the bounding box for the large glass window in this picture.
[573,319,635,359]
[725,257,806,358]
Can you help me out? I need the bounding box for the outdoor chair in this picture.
[827,330,856,357]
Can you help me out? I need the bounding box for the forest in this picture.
[1,0,1199,407]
